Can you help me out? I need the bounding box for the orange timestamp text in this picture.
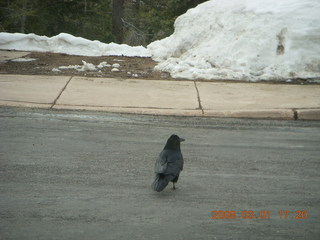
[211,210,309,220]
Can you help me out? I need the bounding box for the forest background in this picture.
[0,0,207,46]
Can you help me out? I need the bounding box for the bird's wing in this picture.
[154,151,168,174]
[154,149,183,175]
[163,150,183,176]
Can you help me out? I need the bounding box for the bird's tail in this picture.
[151,174,170,192]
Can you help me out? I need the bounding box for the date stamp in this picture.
[211,210,309,220]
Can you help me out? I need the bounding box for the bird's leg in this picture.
[172,182,176,190]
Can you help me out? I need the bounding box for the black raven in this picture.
[151,134,185,192]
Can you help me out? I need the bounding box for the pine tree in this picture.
[112,0,124,43]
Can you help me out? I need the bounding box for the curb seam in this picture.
[194,81,204,115]
[292,108,298,120]
[50,76,73,109]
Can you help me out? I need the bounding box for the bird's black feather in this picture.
[151,135,184,192]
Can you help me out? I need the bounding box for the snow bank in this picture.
[148,0,320,81]
[0,32,150,57]
[1,0,320,81]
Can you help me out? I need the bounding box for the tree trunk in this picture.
[135,0,140,12]
[20,0,28,33]
[84,0,87,14]
[112,0,124,43]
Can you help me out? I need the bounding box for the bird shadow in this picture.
[149,187,182,199]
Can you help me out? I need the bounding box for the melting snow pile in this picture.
[52,61,121,73]
[1,0,320,81]
[11,57,37,62]
[0,32,150,57]
[52,60,99,72]
[148,0,320,81]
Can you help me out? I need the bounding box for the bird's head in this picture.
[164,134,185,150]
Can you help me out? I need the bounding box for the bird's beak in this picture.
[179,138,185,142]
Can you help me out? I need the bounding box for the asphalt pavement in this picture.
[0,107,320,239]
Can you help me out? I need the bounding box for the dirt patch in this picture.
[0,51,319,84]
[0,51,171,80]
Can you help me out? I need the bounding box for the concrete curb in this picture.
[203,109,295,120]
[2,100,320,120]
[1,74,320,120]
[53,104,203,117]
[296,109,320,120]
[0,100,51,109]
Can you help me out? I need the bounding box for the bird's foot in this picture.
[172,183,176,190]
